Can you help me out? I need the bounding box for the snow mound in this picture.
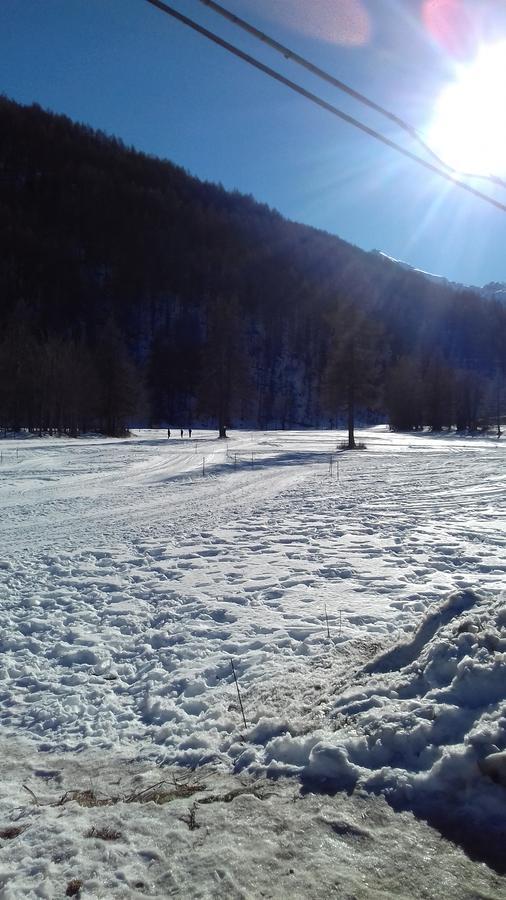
[222,588,505,870]
[479,750,506,787]
[297,589,506,868]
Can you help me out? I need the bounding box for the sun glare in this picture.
[428,42,506,176]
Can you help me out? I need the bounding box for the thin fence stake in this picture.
[251,451,254,466]
[324,604,330,639]
[202,456,205,477]
[230,660,247,729]
[234,453,237,469]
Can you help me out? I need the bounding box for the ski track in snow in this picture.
[0,428,505,894]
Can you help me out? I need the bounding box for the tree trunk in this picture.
[347,397,356,449]
[496,375,502,439]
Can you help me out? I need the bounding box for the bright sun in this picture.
[428,42,506,176]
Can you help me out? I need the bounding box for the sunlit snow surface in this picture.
[0,428,505,896]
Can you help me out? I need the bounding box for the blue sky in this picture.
[2,0,506,286]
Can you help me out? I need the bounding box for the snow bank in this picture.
[281,589,506,867]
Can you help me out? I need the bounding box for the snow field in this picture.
[0,428,505,894]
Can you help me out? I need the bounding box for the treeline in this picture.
[386,356,503,435]
[0,311,142,436]
[0,96,505,437]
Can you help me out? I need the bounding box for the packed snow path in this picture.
[0,428,505,894]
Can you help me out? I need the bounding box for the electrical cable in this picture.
[143,0,506,213]
[198,0,506,190]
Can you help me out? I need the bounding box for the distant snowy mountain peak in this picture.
[372,249,506,303]
[481,280,506,301]
[372,250,456,288]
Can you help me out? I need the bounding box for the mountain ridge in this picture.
[0,94,505,435]
[372,250,506,302]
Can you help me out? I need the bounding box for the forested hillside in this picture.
[1,95,504,435]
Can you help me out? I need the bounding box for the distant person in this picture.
[180,428,183,438]
[167,428,171,439]
[188,427,192,438]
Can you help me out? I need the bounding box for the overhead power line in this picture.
[143,0,506,214]
[198,0,506,191]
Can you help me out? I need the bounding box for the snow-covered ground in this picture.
[0,428,505,897]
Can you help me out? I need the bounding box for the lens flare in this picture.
[422,0,475,58]
[244,0,371,47]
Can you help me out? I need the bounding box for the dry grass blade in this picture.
[58,789,113,808]
[180,802,200,831]
[125,778,206,805]
[22,785,39,805]
[22,775,206,811]
[198,783,268,805]
[124,779,169,802]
